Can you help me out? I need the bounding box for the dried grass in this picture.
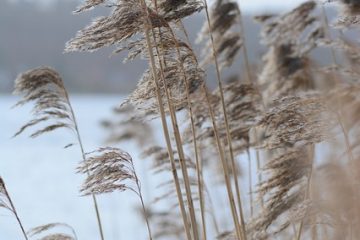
[7,0,360,239]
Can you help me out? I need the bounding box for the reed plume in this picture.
[13,66,105,240]
[197,0,242,69]
[74,0,106,13]
[332,0,360,28]
[78,146,153,239]
[13,67,72,139]
[68,2,207,237]
[257,94,331,150]
[250,93,334,239]
[250,148,312,239]
[65,0,166,53]
[189,80,260,154]
[256,1,323,104]
[27,223,77,240]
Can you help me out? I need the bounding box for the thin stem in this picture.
[165,26,205,240]
[321,5,339,72]
[202,1,246,238]
[321,5,355,164]
[202,84,243,240]
[237,1,266,213]
[163,90,200,240]
[1,179,28,240]
[246,149,254,217]
[64,93,105,240]
[296,145,315,240]
[336,112,354,162]
[255,142,264,209]
[237,1,265,107]
[133,172,153,240]
[149,27,199,240]
[149,1,200,237]
[138,3,192,239]
[196,146,207,240]
[204,184,221,236]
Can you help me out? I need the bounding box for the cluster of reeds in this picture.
[5,0,360,239]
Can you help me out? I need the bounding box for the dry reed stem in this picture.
[0,178,28,240]
[141,7,203,235]
[164,93,199,240]
[321,4,355,164]
[321,4,339,84]
[178,16,243,239]
[134,173,153,239]
[138,2,193,239]
[78,147,153,240]
[13,67,105,240]
[148,27,199,240]
[246,149,254,217]
[237,0,266,212]
[64,94,105,240]
[202,83,243,240]
[179,16,244,239]
[296,145,315,240]
[155,23,207,237]
[202,1,246,238]
[162,25,206,240]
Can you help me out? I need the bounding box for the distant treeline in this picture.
[0,1,334,93]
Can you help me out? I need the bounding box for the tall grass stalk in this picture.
[148,28,200,239]
[64,91,105,240]
[237,0,266,212]
[134,170,153,240]
[202,83,243,239]
[202,0,247,238]
[0,178,28,240]
[143,11,201,237]
[177,16,244,239]
[163,25,207,239]
[137,1,193,239]
[321,4,355,163]
[296,145,315,240]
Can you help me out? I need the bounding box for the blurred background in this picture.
[0,0,311,239]
[0,0,309,94]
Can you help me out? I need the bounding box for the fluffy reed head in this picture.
[78,147,136,195]
[0,177,11,212]
[187,80,260,157]
[74,0,106,13]
[250,147,312,238]
[13,67,74,140]
[156,0,204,21]
[118,28,205,119]
[258,94,331,149]
[27,223,77,240]
[332,0,360,27]
[66,0,167,53]
[257,1,323,104]
[197,0,242,69]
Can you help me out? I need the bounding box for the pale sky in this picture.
[7,0,308,12]
[239,0,308,12]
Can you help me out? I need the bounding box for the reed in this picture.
[6,0,360,239]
